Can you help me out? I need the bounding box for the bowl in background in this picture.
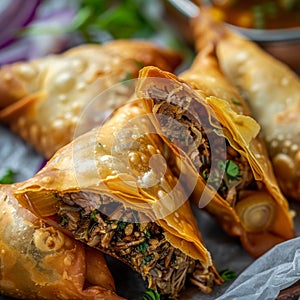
[166,0,300,73]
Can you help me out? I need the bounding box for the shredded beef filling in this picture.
[56,192,217,297]
[148,86,256,206]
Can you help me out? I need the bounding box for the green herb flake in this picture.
[90,210,98,221]
[202,169,208,181]
[231,97,242,106]
[225,160,240,178]
[142,288,173,300]
[116,221,128,232]
[141,254,154,265]
[143,288,161,300]
[0,169,16,184]
[219,269,237,282]
[145,230,151,239]
[137,241,149,254]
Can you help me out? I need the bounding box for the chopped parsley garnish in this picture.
[0,168,16,184]
[143,289,161,300]
[218,160,240,179]
[145,230,151,238]
[142,288,173,300]
[90,210,98,221]
[137,241,149,254]
[219,269,237,282]
[116,221,128,232]
[141,254,154,265]
[225,160,240,178]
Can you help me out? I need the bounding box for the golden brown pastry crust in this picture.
[0,40,181,159]
[137,65,295,258]
[191,10,300,201]
[180,45,297,256]
[13,100,222,297]
[0,184,124,300]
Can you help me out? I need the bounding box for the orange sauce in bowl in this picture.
[208,0,300,29]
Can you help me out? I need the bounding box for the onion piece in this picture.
[0,0,41,49]
[0,39,28,65]
[25,9,76,59]
[0,9,76,65]
[235,191,276,232]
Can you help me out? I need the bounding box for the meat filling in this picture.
[147,85,255,206]
[56,192,218,298]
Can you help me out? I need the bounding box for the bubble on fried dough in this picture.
[71,57,87,73]
[54,72,75,92]
[15,64,38,80]
[273,153,296,178]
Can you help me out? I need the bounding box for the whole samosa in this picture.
[0,40,181,158]
[0,184,123,300]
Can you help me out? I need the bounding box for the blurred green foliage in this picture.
[70,0,194,67]
[72,0,158,41]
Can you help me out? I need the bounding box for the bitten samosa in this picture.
[0,184,123,300]
[14,100,222,298]
[0,39,181,158]
[191,9,300,202]
[137,65,295,258]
